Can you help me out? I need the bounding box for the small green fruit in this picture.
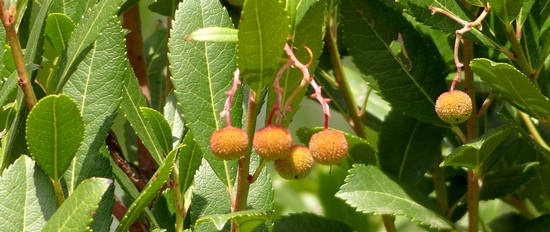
[209,126,249,160]
[274,145,314,180]
[435,90,472,124]
[309,129,348,165]
[253,125,292,160]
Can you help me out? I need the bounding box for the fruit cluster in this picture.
[210,126,348,180]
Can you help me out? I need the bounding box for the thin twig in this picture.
[107,131,146,190]
[0,1,37,110]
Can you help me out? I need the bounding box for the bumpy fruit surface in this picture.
[253,125,292,160]
[435,90,472,124]
[274,145,314,180]
[209,126,249,160]
[309,129,348,165]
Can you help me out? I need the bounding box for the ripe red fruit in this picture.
[274,145,314,180]
[309,129,348,165]
[253,125,292,160]
[435,90,472,124]
[209,126,249,160]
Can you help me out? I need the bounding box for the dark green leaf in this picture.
[151,189,176,231]
[62,17,125,193]
[471,58,550,119]
[169,0,240,185]
[116,146,178,232]
[238,0,290,92]
[273,213,354,232]
[44,13,75,56]
[149,0,181,17]
[42,178,112,232]
[88,147,115,232]
[442,126,514,169]
[178,132,202,193]
[0,156,56,232]
[121,68,165,165]
[342,0,447,126]
[465,0,487,7]
[515,164,550,213]
[336,164,453,230]
[488,0,523,23]
[522,214,550,231]
[140,107,172,154]
[144,26,168,111]
[26,94,84,180]
[379,111,443,184]
[480,162,538,200]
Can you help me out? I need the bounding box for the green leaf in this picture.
[0,156,56,232]
[515,164,550,213]
[178,132,202,193]
[238,0,290,92]
[140,107,172,154]
[149,0,180,17]
[465,0,487,7]
[56,0,125,92]
[42,178,112,232]
[195,209,274,231]
[341,0,447,126]
[189,159,231,231]
[144,26,168,111]
[273,213,354,232]
[62,17,125,193]
[151,189,176,230]
[378,111,443,184]
[286,0,319,30]
[50,0,95,24]
[121,68,165,165]
[522,214,550,231]
[442,126,514,169]
[480,162,538,200]
[169,0,240,185]
[488,0,523,23]
[267,0,326,126]
[1,0,53,169]
[164,93,184,148]
[44,13,75,56]
[186,27,238,42]
[247,153,275,211]
[88,147,115,232]
[26,94,84,180]
[116,146,178,232]
[471,58,550,119]
[336,164,454,230]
